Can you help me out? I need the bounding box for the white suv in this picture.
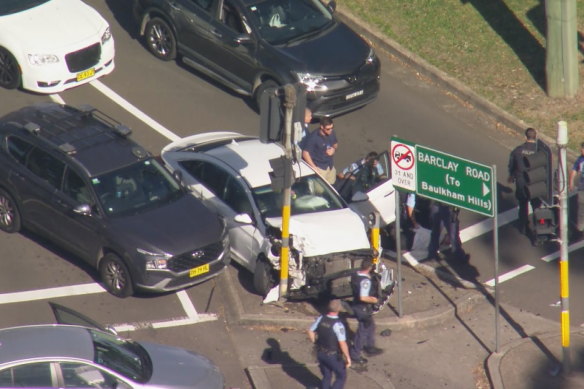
[162,132,395,299]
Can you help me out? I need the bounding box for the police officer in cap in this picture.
[349,258,383,366]
[307,299,351,389]
[508,127,543,238]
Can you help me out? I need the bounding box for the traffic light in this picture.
[259,86,282,143]
[260,83,306,144]
[269,156,294,191]
[523,140,552,204]
[532,206,557,238]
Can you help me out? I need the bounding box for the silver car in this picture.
[0,303,224,389]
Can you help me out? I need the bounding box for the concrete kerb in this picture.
[486,329,584,389]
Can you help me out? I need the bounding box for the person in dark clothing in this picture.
[427,202,467,261]
[569,142,584,236]
[307,299,351,389]
[302,117,338,185]
[349,258,383,366]
[508,128,542,237]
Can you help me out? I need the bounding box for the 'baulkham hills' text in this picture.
[417,151,492,211]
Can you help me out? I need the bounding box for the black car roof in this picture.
[0,103,150,177]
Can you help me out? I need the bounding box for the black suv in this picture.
[133,0,380,117]
[0,103,230,297]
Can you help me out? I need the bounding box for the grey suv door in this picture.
[205,0,257,91]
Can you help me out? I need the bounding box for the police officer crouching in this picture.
[307,299,351,389]
[349,258,384,366]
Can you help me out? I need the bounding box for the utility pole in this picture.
[556,121,571,373]
[545,0,579,97]
[278,85,296,300]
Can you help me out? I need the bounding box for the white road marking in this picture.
[113,314,217,333]
[484,265,535,287]
[541,239,584,262]
[90,80,181,142]
[459,207,517,242]
[177,290,199,319]
[0,283,105,305]
[49,94,66,104]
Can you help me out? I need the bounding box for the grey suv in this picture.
[0,103,230,297]
[133,0,380,117]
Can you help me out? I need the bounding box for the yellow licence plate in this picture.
[76,68,95,82]
[189,263,210,278]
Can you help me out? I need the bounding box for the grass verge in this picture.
[340,0,584,149]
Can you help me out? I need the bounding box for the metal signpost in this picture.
[390,137,501,351]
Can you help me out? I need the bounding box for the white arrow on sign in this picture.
[482,182,490,197]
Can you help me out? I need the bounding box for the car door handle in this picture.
[211,29,222,38]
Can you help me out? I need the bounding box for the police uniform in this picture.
[309,314,347,389]
[508,140,541,235]
[349,271,378,361]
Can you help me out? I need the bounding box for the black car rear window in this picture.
[0,0,50,16]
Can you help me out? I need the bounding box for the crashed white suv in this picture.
[162,132,395,299]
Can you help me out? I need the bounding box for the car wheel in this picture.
[253,257,277,296]
[0,188,21,233]
[254,79,279,111]
[99,253,134,298]
[0,48,21,90]
[144,17,177,61]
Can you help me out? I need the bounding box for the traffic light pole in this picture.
[557,121,571,374]
[278,85,296,300]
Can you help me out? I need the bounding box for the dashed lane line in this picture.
[0,283,105,305]
[541,239,584,262]
[484,265,536,287]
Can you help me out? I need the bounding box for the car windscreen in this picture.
[91,158,183,217]
[0,0,49,15]
[252,174,344,219]
[90,329,152,383]
[246,0,333,45]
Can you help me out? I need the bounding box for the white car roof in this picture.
[163,132,317,188]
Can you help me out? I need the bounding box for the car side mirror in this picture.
[73,204,92,216]
[327,0,337,13]
[234,213,253,224]
[351,191,369,203]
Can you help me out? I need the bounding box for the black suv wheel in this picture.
[99,253,134,298]
[0,188,21,233]
[145,17,177,61]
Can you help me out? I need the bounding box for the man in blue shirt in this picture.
[302,117,338,185]
[569,142,584,235]
[308,299,351,389]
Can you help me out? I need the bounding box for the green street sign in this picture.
[416,145,494,217]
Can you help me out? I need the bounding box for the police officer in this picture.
[427,202,467,261]
[307,299,351,389]
[349,258,383,365]
[508,127,543,238]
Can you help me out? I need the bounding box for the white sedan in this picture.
[0,0,115,94]
[161,132,395,299]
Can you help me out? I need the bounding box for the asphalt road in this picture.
[1,1,583,388]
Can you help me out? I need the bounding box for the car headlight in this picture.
[101,27,112,44]
[296,72,328,92]
[138,248,172,270]
[365,48,376,65]
[27,54,59,66]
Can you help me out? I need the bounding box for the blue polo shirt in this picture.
[302,129,337,170]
